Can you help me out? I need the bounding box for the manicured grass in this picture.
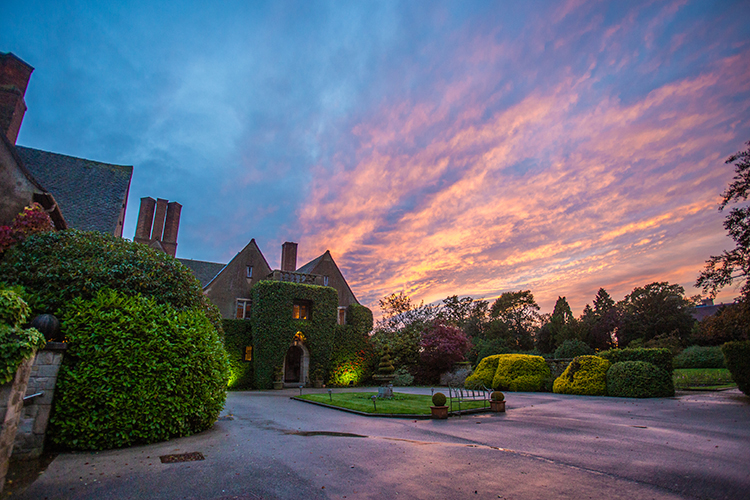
[297,392,488,415]
[673,368,736,390]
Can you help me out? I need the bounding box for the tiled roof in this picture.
[16,146,132,234]
[296,254,324,274]
[178,258,226,287]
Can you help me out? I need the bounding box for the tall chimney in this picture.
[0,52,34,144]
[281,242,298,272]
[151,198,168,241]
[161,201,181,257]
[134,197,156,244]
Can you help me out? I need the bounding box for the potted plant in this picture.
[273,365,284,390]
[490,391,505,412]
[430,392,449,419]
[312,367,324,388]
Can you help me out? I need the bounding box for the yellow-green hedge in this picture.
[492,354,550,391]
[465,355,502,388]
[553,355,610,395]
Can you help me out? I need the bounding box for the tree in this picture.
[489,290,539,351]
[586,288,618,350]
[697,140,750,301]
[371,292,437,369]
[419,321,470,383]
[615,282,695,347]
[437,295,474,326]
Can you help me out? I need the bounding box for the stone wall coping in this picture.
[42,342,68,352]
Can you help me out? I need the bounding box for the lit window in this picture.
[246,265,253,278]
[236,298,252,319]
[293,300,312,320]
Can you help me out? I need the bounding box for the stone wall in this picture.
[12,342,67,460]
[0,355,35,493]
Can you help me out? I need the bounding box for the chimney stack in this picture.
[133,197,181,257]
[150,198,168,241]
[281,242,298,272]
[134,197,156,244]
[161,201,181,257]
[0,52,34,144]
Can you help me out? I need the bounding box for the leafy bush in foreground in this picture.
[673,345,726,369]
[721,341,750,396]
[0,288,45,384]
[553,355,610,396]
[606,361,674,398]
[49,290,230,450]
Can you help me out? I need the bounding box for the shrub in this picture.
[491,391,504,402]
[599,347,673,374]
[0,230,221,329]
[553,356,610,396]
[392,367,414,386]
[492,354,550,392]
[673,345,726,369]
[0,203,53,254]
[606,361,674,398]
[49,290,230,450]
[0,288,46,384]
[222,319,254,389]
[432,392,447,407]
[554,339,594,359]
[721,341,750,395]
[465,355,502,388]
[419,322,469,383]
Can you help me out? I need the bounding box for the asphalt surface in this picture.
[16,388,750,500]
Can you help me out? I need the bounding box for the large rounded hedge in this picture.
[606,361,674,398]
[49,290,230,450]
[674,345,726,369]
[721,341,750,396]
[465,354,502,388]
[0,230,221,328]
[553,355,610,396]
[492,354,550,392]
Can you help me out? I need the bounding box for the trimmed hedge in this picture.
[606,361,674,398]
[347,304,374,335]
[722,341,750,396]
[465,355,502,388]
[49,290,230,450]
[599,347,673,374]
[251,281,337,389]
[222,319,254,389]
[492,354,550,392]
[554,339,594,359]
[553,356,610,396]
[674,345,726,369]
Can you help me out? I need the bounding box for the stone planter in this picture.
[430,405,449,419]
[490,400,506,412]
[313,379,324,389]
[273,381,284,390]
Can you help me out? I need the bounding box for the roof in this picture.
[16,146,132,234]
[296,253,325,275]
[178,258,226,287]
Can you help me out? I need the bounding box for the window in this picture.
[293,300,312,320]
[236,298,252,319]
[246,265,253,278]
[323,276,329,286]
[338,306,347,325]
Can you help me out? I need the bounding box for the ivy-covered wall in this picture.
[346,303,373,335]
[222,319,254,389]
[251,281,338,389]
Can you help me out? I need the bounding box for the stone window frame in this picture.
[236,298,252,319]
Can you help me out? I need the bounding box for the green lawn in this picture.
[297,392,488,415]
[673,368,736,390]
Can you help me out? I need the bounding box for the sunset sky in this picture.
[2,0,749,317]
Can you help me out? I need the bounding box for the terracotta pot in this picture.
[490,400,506,412]
[431,405,449,419]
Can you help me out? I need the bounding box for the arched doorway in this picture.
[282,335,310,386]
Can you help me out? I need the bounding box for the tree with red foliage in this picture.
[419,321,470,383]
[0,203,54,253]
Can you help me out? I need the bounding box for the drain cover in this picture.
[159,452,205,463]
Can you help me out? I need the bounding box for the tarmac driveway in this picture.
[16,388,750,500]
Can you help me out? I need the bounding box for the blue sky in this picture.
[2,0,749,315]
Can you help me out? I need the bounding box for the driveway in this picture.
[16,388,750,500]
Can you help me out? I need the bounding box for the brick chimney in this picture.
[134,197,156,244]
[151,198,168,241]
[133,197,181,257]
[0,52,34,144]
[161,201,181,257]
[281,242,298,272]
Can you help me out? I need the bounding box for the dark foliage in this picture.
[606,361,674,398]
[673,345,726,369]
[599,347,673,374]
[554,339,594,359]
[222,319,254,389]
[721,341,750,395]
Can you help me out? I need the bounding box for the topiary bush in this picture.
[49,290,230,450]
[492,354,550,392]
[0,230,221,329]
[673,345,726,369]
[721,341,750,395]
[222,319,254,389]
[0,288,46,384]
[606,361,674,398]
[599,347,673,374]
[554,339,594,359]
[491,391,505,402]
[432,392,447,407]
[465,354,502,388]
[553,355,610,396]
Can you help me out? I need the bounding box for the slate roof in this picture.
[296,253,325,275]
[15,146,132,234]
[178,258,226,287]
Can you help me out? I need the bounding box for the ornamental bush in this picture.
[554,339,594,359]
[599,347,673,374]
[492,354,550,392]
[673,345,726,369]
[0,230,221,329]
[465,354,502,388]
[0,288,45,384]
[606,361,674,398]
[432,392,447,407]
[721,341,750,395]
[553,355,610,396]
[49,290,230,450]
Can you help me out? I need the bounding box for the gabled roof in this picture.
[16,146,132,234]
[178,258,227,287]
[297,250,358,304]
[295,253,325,275]
[204,238,271,289]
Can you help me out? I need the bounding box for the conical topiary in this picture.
[378,345,396,375]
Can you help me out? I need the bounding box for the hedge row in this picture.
[466,354,549,391]
[552,356,610,396]
[674,345,725,369]
[599,347,673,374]
[722,341,750,396]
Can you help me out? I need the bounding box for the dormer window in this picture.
[246,265,253,278]
[293,300,312,320]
